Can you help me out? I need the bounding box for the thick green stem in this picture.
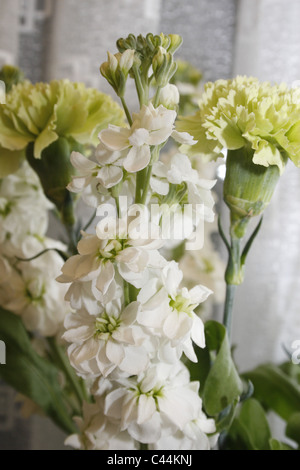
[223,284,237,341]
[225,237,244,285]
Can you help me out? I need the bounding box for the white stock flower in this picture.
[99,103,196,173]
[151,152,216,223]
[65,399,137,450]
[1,254,69,336]
[137,261,211,362]
[0,161,52,250]
[67,147,124,193]
[104,362,203,444]
[150,412,217,450]
[57,207,164,299]
[63,301,152,378]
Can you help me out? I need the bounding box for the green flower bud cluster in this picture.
[101,33,183,107]
[152,46,177,88]
[100,49,135,98]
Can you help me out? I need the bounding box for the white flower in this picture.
[0,162,52,250]
[137,261,211,362]
[104,362,203,444]
[179,221,226,320]
[57,208,165,299]
[150,412,217,450]
[67,147,125,193]
[1,254,69,337]
[63,301,152,378]
[65,399,137,450]
[99,103,196,173]
[151,152,216,223]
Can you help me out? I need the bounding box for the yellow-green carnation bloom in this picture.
[0,79,124,176]
[177,76,300,174]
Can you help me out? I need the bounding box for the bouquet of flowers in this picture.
[0,33,300,451]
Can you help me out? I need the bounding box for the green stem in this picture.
[47,338,88,409]
[124,281,130,306]
[140,164,153,205]
[153,86,162,108]
[132,64,147,106]
[135,168,147,203]
[140,443,149,450]
[120,97,133,126]
[223,284,237,341]
[82,210,97,233]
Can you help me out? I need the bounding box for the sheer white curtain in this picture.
[0,0,299,449]
[232,0,300,372]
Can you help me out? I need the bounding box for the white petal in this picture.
[98,166,123,188]
[70,151,96,172]
[128,412,161,443]
[106,340,125,365]
[129,128,149,147]
[191,314,205,348]
[120,346,149,374]
[137,395,156,424]
[95,262,115,295]
[123,145,151,173]
[189,284,212,304]
[171,130,197,145]
[99,126,130,151]
[150,176,169,195]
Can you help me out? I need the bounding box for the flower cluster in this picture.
[0,162,70,336]
[177,76,300,173]
[59,100,217,448]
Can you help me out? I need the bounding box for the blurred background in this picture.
[0,0,300,449]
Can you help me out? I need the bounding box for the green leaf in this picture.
[269,439,294,451]
[279,361,300,385]
[0,308,76,434]
[244,364,300,421]
[203,321,243,416]
[226,399,271,450]
[186,344,211,392]
[286,413,300,447]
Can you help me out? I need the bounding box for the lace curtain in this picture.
[0,0,299,449]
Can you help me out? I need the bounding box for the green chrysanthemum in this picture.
[0,79,124,176]
[177,76,300,174]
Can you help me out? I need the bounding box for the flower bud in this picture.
[167,34,183,54]
[224,147,284,238]
[100,50,135,97]
[119,49,135,75]
[156,84,179,110]
[152,47,177,88]
[107,52,118,74]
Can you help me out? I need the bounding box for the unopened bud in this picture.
[224,147,284,238]
[156,84,179,110]
[152,47,177,87]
